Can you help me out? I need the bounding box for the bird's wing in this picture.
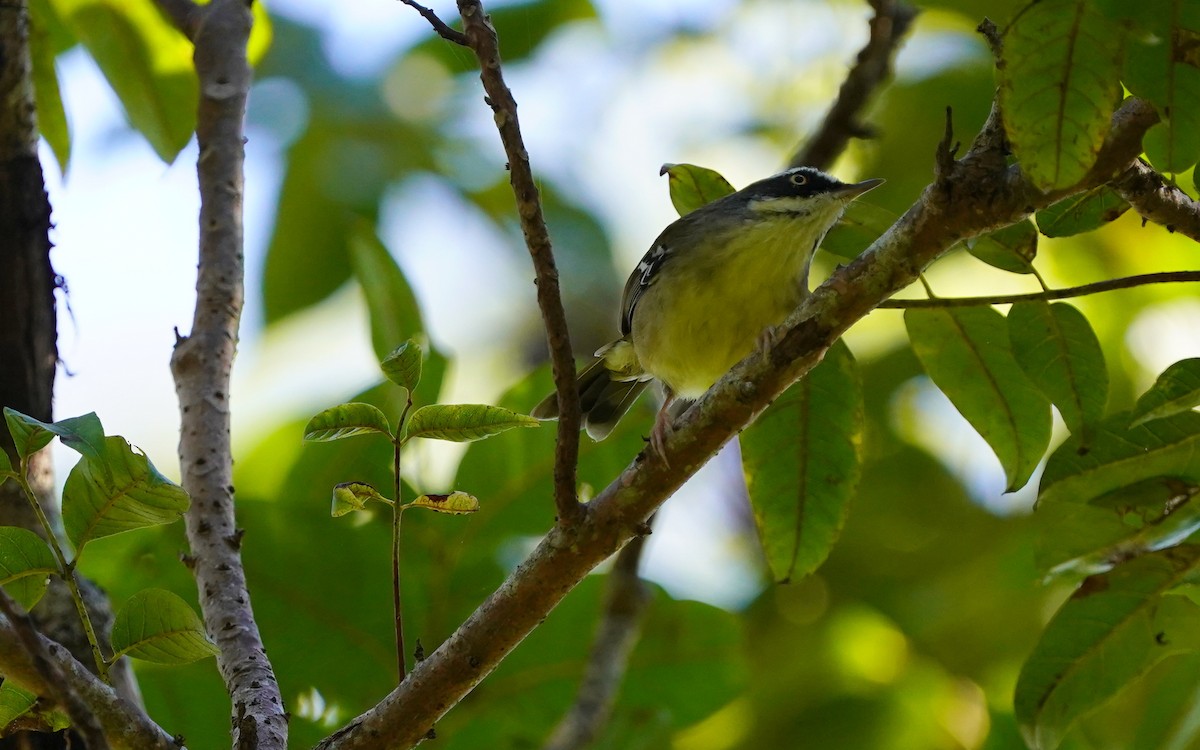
[620,241,671,336]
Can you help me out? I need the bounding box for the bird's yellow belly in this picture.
[631,238,808,398]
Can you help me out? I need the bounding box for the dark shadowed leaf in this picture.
[1131,359,1200,428]
[1015,547,1200,750]
[1035,186,1130,237]
[966,220,1039,274]
[0,527,59,610]
[822,201,898,260]
[999,0,1125,189]
[741,341,862,582]
[349,222,425,362]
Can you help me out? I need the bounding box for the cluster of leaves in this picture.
[0,409,215,734]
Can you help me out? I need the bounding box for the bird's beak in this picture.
[836,177,885,199]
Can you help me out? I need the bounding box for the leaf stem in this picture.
[15,462,109,682]
[393,392,416,683]
[879,270,1200,309]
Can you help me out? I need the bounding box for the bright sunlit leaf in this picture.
[408,490,481,515]
[405,404,539,443]
[303,403,393,442]
[1009,301,1108,441]
[62,436,190,552]
[660,163,734,217]
[111,589,219,664]
[906,307,1052,491]
[332,481,390,517]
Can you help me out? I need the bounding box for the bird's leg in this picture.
[648,388,676,464]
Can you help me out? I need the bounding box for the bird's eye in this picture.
[789,172,808,186]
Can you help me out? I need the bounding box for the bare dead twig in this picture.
[542,531,653,750]
[790,0,917,170]
[154,0,288,748]
[452,0,584,525]
[1112,160,1200,243]
[397,0,468,45]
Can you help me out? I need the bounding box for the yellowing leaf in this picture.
[408,491,481,515]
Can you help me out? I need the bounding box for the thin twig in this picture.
[152,0,200,38]
[0,589,109,750]
[542,530,653,750]
[450,0,583,525]
[1112,160,1200,243]
[317,95,1163,750]
[155,0,288,747]
[789,0,917,170]
[877,270,1200,308]
[397,0,468,45]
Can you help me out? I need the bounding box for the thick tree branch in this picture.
[789,0,917,170]
[1112,160,1200,243]
[542,533,651,750]
[155,1,288,748]
[0,609,177,750]
[878,270,1200,308]
[318,92,1161,750]
[451,0,583,525]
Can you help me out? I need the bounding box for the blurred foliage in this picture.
[18,0,1200,748]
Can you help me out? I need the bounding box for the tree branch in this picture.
[156,1,288,747]
[317,91,1161,750]
[878,270,1200,308]
[449,0,583,525]
[0,590,108,750]
[0,608,177,750]
[1112,160,1200,243]
[788,0,917,170]
[397,0,468,45]
[542,532,651,750]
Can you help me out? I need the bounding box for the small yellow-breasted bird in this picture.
[532,166,883,456]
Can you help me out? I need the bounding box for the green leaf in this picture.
[1015,547,1200,750]
[303,403,393,442]
[821,201,898,260]
[906,307,1053,491]
[0,449,11,477]
[405,404,540,443]
[1131,359,1200,428]
[407,491,481,515]
[1009,301,1108,440]
[332,481,390,517]
[1125,19,1200,173]
[1040,412,1200,506]
[965,220,1039,274]
[29,0,72,172]
[381,339,423,393]
[62,436,190,552]
[1035,186,1130,237]
[110,589,219,665]
[741,341,863,582]
[3,408,57,459]
[0,682,38,729]
[1037,477,1200,579]
[999,0,1125,189]
[0,527,59,610]
[659,163,735,216]
[349,221,425,362]
[50,0,198,163]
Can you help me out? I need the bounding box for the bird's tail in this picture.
[531,340,651,441]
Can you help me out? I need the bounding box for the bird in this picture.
[532,166,883,458]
